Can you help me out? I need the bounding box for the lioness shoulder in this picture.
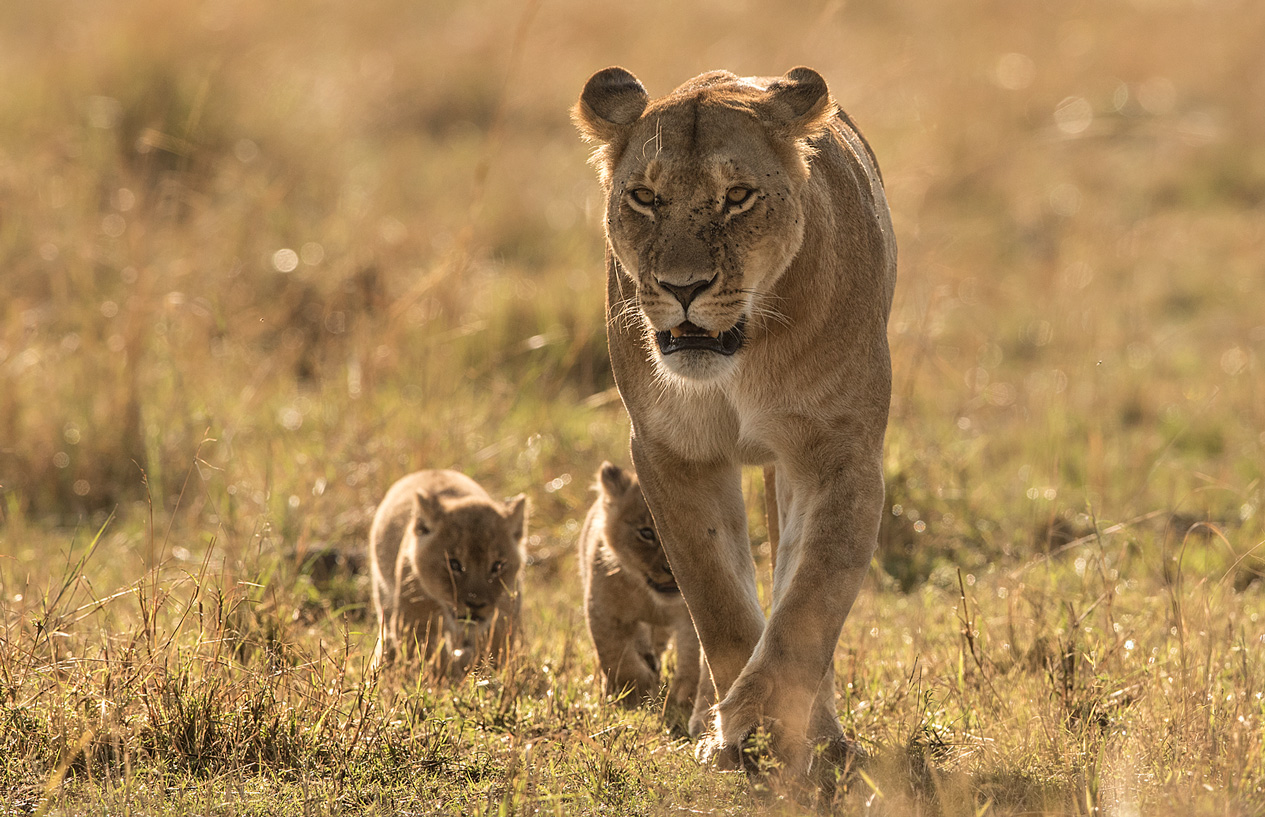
[579,462,700,711]
[369,469,527,675]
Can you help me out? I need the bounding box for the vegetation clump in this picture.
[1,0,1262,813]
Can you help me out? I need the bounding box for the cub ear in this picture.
[573,67,648,145]
[503,494,528,541]
[413,492,444,536]
[761,66,835,142]
[597,461,632,498]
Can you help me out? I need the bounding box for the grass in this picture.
[2,0,1264,813]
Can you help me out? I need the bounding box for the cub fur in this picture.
[579,462,701,711]
[575,67,895,782]
[369,469,526,675]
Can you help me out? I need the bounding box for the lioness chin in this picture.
[575,66,895,784]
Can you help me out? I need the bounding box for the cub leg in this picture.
[391,558,450,674]
[369,520,402,671]
[661,615,702,738]
[593,616,663,705]
[489,605,516,666]
[668,615,701,710]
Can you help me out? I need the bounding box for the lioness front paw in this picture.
[711,672,820,778]
[694,727,743,771]
[695,719,784,777]
[810,734,868,796]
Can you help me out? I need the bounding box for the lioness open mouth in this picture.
[656,318,746,356]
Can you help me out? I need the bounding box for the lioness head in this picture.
[574,67,837,383]
[596,462,678,596]
[407,490,527,627]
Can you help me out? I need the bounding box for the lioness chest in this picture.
[634,377,796,466]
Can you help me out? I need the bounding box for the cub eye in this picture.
[414,520,431,536]
[628,187,656,208]
[447,558,464,574]
[637,527,657,543]
[489,560,506,577]
[724,186,754,209]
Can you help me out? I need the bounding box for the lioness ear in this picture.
[503,494,528,541]
[413,492,444,536]
[597,461,632,498]
[761,66,834,141]
[573,67,648,145]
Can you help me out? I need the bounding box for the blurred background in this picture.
[1,0,1263,585]
[1,1,1264,811]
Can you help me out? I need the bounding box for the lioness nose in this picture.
[658,276,715,310]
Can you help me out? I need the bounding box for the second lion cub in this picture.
[579,462,700,711]
[369,469,527,676]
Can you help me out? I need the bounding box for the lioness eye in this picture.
[448,558,464,574]
[628,187,656,207]
[490,560,505,576]
[725,186,754,208]
[637,527,657,542]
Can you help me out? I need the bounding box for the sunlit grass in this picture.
[2,0,1263,814]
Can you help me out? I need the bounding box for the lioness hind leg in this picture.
[667,617,701,710]
[688,658,715,740]
[763,465,779,578]
[808,674,868,803]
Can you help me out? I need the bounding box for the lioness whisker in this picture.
[741,289,792,329]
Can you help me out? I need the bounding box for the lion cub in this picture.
[579,462,701,710]
[369,469,527,675]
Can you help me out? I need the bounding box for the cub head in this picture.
[574,66,836,384]
[406,490,527,626]
[595,462,678,596]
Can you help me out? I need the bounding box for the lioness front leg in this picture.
[715,454,883,777]
[629,444,766,756]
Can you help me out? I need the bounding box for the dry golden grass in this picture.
[1,0,1263,814]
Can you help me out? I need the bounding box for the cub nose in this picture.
[463,597,489,622]
[658,275,716,310]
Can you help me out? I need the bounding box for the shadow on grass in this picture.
[820,741,1074,816]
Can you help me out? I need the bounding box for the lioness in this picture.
[369,470,527,675]
[579,461,701,714]
[574,67,895,780]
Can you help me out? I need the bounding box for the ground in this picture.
[1,0,1263,814]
